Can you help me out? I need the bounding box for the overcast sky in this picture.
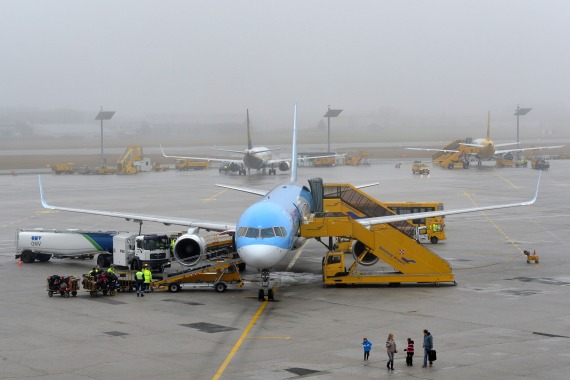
[1,0,569,130]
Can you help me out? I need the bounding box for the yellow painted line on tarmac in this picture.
[463,192,525,257]
[204,188,228,201]
[494,173,519,189]
[212,301,268,380]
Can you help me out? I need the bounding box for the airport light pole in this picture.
[323,106,342,153]
[514,105,532,149]
[95,107,116,165]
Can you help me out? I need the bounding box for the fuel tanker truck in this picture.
[15,228,170,270]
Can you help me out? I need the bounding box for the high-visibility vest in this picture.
[135,271,144,281]
[143,269,152,283]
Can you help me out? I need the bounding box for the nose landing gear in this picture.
[258,268,276,301]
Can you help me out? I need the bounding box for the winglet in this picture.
[38,175,52,209]
[160,144,168,158]
[524,170,541,206]
[290,104,298,183]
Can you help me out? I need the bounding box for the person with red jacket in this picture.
[404,338,415,366]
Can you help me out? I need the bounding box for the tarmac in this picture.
[1,159,569,379]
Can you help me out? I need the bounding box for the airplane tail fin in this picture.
[290,104,298,183]
[246,109,253,150]
[487,111,491,141]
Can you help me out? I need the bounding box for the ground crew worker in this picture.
[135,268,145,297]
[107,265,116,275]
[142,265,152,293]
[88,266,101,276]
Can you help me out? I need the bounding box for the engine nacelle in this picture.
[278,161,290,171]
[173,233,206,266]
[351,240,379,266]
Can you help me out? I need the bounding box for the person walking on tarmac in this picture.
[422,329,434,368]
[135,268,145,297]
[386,333,397,370]
[142,264,152,293]
[362,337,372,361]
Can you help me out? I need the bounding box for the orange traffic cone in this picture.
[18,260,23,267]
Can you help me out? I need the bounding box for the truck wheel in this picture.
[237,262,246,272]
[168,283,181,293]
[21,251,35,264]
[97,254,109,267]
[430,237,439,244]
[214,282,227,293]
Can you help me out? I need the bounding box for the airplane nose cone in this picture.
[238,244,284,269]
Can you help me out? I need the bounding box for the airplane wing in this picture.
[406,148,459,153]
[161,145,242,164]
[357,172,540,227]
[39,176,236,232]
[495,145,564,155]
[214,184,268,196]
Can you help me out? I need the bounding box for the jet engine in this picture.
[278,161,290,171]
[172,233,206,266]
[351,240,379,266]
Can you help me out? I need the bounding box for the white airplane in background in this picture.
[40,105,541,302]
[408,112,564,165]
[162,109,290,175]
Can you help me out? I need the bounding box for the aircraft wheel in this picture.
[169,283,181,293]
[214,282,227,293]
[536,260,539,264]
[268,289,275,301]
[258,289,265,301]
[527,260,530,264]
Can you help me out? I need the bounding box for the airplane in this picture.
[407,112,564,165]
[39,105,541,302]
[161,109,291,175]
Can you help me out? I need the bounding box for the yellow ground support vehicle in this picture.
[412,161,430,174]
[175,159,209,171]
[152,258,244,293]
[383,202,446,244]
[313,157,336,167]
[49,163,75,174]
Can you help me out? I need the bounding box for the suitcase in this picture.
[428,349,437,361]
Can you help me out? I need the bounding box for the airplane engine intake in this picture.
[278,161,290,171]
[351,240,379,266]
[173,234,206,266]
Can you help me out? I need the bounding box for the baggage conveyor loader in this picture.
[151,258,244,293]
[301,182,456,286]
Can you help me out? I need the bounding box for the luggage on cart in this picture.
[47,275,79,298]
[82,273,118,297]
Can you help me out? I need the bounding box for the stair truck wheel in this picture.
[430,236,439,244]
[214,282,227,293]
[169,283,181,293]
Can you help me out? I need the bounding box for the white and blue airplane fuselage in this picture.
[235,182,312,269]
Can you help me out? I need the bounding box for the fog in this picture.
[1,0,570,144]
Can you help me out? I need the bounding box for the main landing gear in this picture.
[257,268,276,302]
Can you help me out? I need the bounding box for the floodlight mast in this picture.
[514,105,531,149]
[95,107,116,165]
[323,106,342,153]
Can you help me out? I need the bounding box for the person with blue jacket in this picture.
[361,337,372,361]
[422,329,434,367]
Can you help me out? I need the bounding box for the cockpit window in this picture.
[245,228,260,238]
[238,226,286,238]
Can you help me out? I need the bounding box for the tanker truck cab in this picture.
[111,233,170,271]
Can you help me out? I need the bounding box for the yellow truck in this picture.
[412,161,430,174]
[175,159,209,171]
[49,163,75,174]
